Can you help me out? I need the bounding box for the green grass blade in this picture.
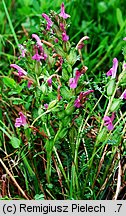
[2,0,19,48]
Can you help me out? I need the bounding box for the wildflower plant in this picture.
[0,2,126,200]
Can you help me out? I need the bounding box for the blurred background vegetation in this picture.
[0,0,126,75]
[0,0,126,200]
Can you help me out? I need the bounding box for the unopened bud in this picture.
[107,79,116,96]
[48,99,57,109]
[110,99,121,112]
[97,127,108,143]
[118,71,126,85]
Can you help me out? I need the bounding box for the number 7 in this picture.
[117,204,122,212]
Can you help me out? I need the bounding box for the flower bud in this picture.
[48,99,57,109]
[58,128,68,139]
[41,84,47,94]
[118,71,126,85]
[96,127,108,143]
[110,99,121,112]
[107,79,116,96]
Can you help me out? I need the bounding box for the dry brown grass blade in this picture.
[92,144,108,189]
[112,151,121,200]
[0,158,29,200]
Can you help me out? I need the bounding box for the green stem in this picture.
[99,81,119,132]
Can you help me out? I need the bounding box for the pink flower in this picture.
[18,44,26,57]
[62,32,69,42]
[75,70,81,82]
[69,78,77,89]
[76,36,89,50]
[74,98,81,108]
[74,90,94,108]
[54,38,58,43]
[123,37,126,41]
[47,78,52,87]
[59,2,70,19]
[10,64,27,76]
[27,80,32,88]
[43,53,48,60]
[60,23,65,32]
[106,58,118,78]
[123,62,126,70]
[69,70,81,89]
[32,47,43,61]
[120,89,126,99]
[77,43,84,49]
[32,34,42,48]
[42,13,53,30]
[106,68,113,76]
[44,103,48,109]
[15,112,27,128]
[103,112,115,131]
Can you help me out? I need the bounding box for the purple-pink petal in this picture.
[123,37,126,41]
[15,112,27,128]
[15,122,22,128]
[60,23,65,32]
[19,112,27,126]
[123,63,126,70]
[103,112,115,131]
[18,44,26,57]
[54,38,59,43]
[74,90,94,108]
[44,103,48,109]
[59,3,70,19]
[74,98,81,108]
[32,53,43,61]
[32,34,42,47]
[62,32,69,42]
[77,43,84,49]
[42,13,53,30]
[107,123,114,131]
[69,78,77,89]
[82,90,94,97]
[106,58,118,78]
[106,68,113,77]
[75,70,81,83]
[27,81,32,88]
[47,78,52,87]
[10,64,27,76]
[112,58,118,78]
[111,112,115,122]
[103,116,111,122]
[120,89,126,99]
[43,53,48,60]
